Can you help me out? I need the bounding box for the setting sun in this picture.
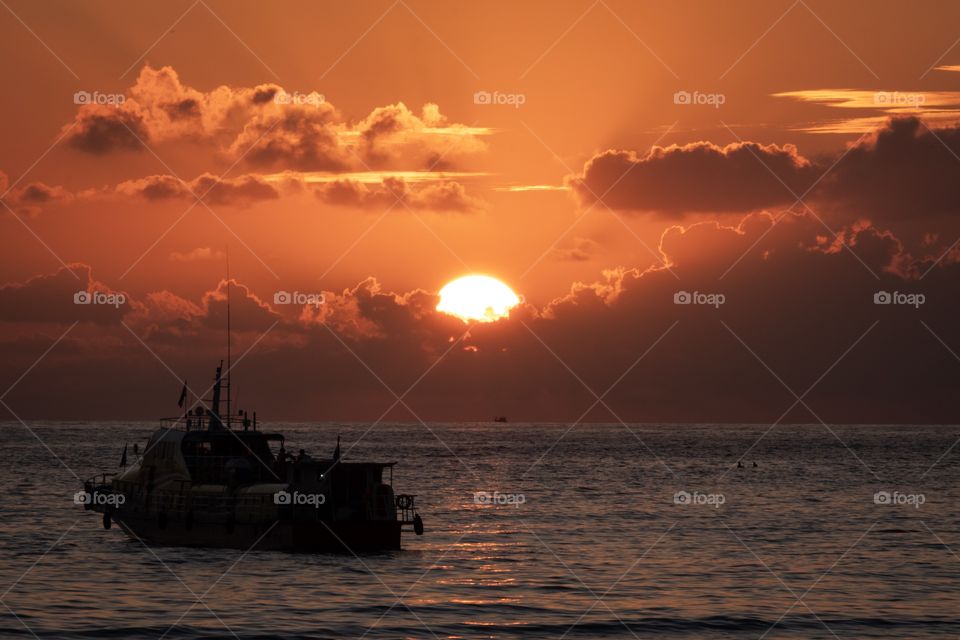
[436,275,521,323]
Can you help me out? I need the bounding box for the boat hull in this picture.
[111,514,402,552]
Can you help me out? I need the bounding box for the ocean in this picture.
[1,422,958,639]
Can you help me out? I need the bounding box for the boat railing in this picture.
[160,413,253,432]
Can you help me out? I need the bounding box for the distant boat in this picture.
[493,416,508,423]
[80,272,423,552]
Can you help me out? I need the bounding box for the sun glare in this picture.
[437,275,521,323]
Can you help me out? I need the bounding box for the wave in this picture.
[4,616,959,639]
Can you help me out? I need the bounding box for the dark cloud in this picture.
[1,180,74,215]
[4,214,959,422]
[0,264,281,338]
[314,177,481,212]
[566,116,960,256]
[251,84,281,104]
[115,174,185,201]
[816,117,960,227]
[0,264,130,324]
[192,174,279,205]
[115,173,279,206]
[118,279,283,348]
[210,212,922,423]
[15,182,69,204]
[65,107,149,154]
[567,140,815,215]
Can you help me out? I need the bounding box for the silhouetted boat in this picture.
[493,416,508,423]
[80,271,423,552]
[81,363,423,552]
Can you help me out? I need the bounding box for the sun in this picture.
[437,275,521,323]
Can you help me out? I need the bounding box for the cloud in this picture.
[14,182,73,204]
[189,173,280,205]
[122,279,281,339]
[64,66,273,152]
[115,172,279,206]
[0,178,74,215]
[200,279,281,332]
[280,210,960,422]
[551,237,601,262]
[114,174,185,200]
[62,66,489,172]
[565,116,960,255]
[0,262,280,343]
[299,277,463,341]
[567,140,815,215]
[229,103,349,171]
[0,264,130,323]
[774,89,960,133]
[815,117,960,229]
[354,102,488,169]
[314,177,481,212]
[65,106,150,154]
[5,212,960,422]
[123,290,206,342]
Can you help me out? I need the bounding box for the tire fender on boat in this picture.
[102,512,112,530]
[413,513,424,536]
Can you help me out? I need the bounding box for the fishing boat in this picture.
[79,276,423,552]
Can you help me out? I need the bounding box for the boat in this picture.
[79,272,423,552]
[493,416,508,423]
[80,363,424,552]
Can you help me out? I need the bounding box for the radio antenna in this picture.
[226,246,231,427]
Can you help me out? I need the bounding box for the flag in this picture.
[177,381,187,408]
[120,443,127,468]
[333,435,341,460]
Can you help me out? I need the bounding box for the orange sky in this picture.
[3,1,960,421]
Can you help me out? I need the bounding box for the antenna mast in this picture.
[226,247,231,428]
